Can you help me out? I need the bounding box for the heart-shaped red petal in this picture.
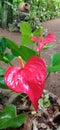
[4,56,46,111]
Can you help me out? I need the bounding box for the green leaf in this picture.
[3,37,20,56]
[0,104,27,129]
[38,93,50,108]
[50,53,60,66]
[44,94,50,107]
[20,22,32,35]
[19,45,38,61]
[4,53,15,61]
[2,37,23,59]
[45,93,49,99]
[38,98,44,108]
[47,65,60,72]
[0,68,5,76]
[2,53,15,63]
[44,98,50,107]
[0,104,16,117]
[43,44,53,50]
[0,77,8,89]
[20,22,33,45]
[0,38,7,54]
[33,28,40,36]
[1,37,37,62]
[0,54,3,61]
[47,53,60,72]
[21,35,33,45]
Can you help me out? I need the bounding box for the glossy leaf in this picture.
[33,28,41,36]
[2,53,15,64]
[20,22,32,35]
[0,68,6,89]
[0,77,8,89]
[3,37,38,62]
[4,37,28,60]
[0,104,27,129]
[47,65,60,72]
[0,104,16,116]
[20,22,33,45]
[4,53,15,61]
[0,68,5,76]
[21,28,42,46]
[1,38,34,62]
[3,37,20,56]
[47,53,60,72]
[50,53,60,66]
[21,35,33,45]
[19,45,38,61]
[4,56,47,111]
[0,38,6,54]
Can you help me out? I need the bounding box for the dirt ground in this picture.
[0,18,60,98]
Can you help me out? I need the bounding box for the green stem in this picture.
[8,62,13,66]
[46,72,50,80]
[37,51,40,57]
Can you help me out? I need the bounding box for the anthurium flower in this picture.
[30,33,55,52]
[4,56,46,111]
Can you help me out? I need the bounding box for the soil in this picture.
[0,18,60,130]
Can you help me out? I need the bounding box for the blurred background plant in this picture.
[0,0,60,30]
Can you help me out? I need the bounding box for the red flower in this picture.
[4,56,46,111]
[30,33,55,52]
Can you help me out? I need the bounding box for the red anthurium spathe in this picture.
[4,56,47,111]
[30,33,55,52]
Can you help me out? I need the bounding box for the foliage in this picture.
[38,93,50,108]
[0,104,26,129]
[0,22,60,129]
[30,0,60,21]
[0,0,60,28]
[13,0,60,22]
[12,0,60,31]
[47,53,60,72]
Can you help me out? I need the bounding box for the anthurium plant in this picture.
[0,22,60,129]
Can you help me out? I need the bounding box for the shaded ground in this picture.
[0,18,60,98]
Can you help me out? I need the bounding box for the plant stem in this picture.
[8,62,13,66]
[46,72,50,80]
